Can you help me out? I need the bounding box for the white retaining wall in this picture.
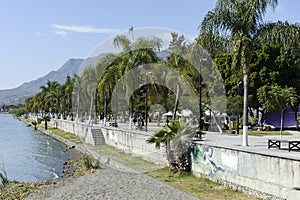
[101,128,167,165]
[191,143,300,199]
[48,119,168,165]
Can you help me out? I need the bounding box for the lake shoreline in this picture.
[0,116,90,199]
[19,117,82,161]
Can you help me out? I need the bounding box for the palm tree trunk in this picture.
[88,93,94,123]
[166,141,171,164]
[242,73,249,146]
[166,141,176,171]
[172,85,180,121]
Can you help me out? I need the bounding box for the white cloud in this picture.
[51,24,121,34]
[54,30,68,37]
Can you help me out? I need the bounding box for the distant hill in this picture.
[0,58,84,105]
[0,50,169,105]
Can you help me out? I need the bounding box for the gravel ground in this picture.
[25,165,198,200]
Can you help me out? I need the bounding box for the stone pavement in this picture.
[117,122,300,160]
[197,130,300,160]
[26,166,198,200]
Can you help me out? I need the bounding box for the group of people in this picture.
[132,112,144,128]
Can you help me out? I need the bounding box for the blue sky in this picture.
[0,0,298,90]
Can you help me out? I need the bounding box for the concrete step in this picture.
[91,128,106,146]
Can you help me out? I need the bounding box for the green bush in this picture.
[82,154,100,170]
[0,162,9,186]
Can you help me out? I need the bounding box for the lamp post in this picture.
[145,72,151,132]
[95,88,99,123]
[115,79,120,127]
[198,58,207,132]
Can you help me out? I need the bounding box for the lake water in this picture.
[0,114,70,183]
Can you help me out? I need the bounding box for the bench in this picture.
[268,139,300,152]
[108,122,118,127]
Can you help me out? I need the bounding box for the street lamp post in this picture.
[145,72,151,132]
[115,79,120,127]
[198,70,202,131]
[198,58,207,132]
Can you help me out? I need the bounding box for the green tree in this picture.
[61,76,75,117]
[42,115,51,130]
[214,43,300,120]
[257,85,298,137]
[147,122,179,171]
[147,121,196,173]
[200,0,278,146]
[97,34,161,121]
[40,81,62,114]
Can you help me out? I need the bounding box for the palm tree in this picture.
[42,115,51,130]
[147,121,197,172]
[40,81,61,115]
[24,96,34,113]
[80,66,98,121]
[147,121,179,171]
[257,21,300,46]
[200,0,279,146]
[97,34,161,122]
[62,76,75,117]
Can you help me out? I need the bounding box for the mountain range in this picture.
[0,50,169,105]
[0,55,102,105]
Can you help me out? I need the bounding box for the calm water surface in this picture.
[0,114,70,183]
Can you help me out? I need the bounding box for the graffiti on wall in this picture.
[191,145,223,176]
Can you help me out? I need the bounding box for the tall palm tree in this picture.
[200,0,278,146]
[80,66,98,121]
[257,21,300,46]
[97,34,161,118]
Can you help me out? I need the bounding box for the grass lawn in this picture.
[90,145,162,172]
[91,145,259,199]
[48,127,82,143]
[146,167,260,200]
[225,129,292,137]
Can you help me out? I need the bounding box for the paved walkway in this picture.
[198,130,300,160]
[111,122,300,160]
[25,125,198,200]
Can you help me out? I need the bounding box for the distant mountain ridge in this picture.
[0,50,170,105]
[0,58,84,105]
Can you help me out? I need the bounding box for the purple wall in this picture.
[264,108,298,128]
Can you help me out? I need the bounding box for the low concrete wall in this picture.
[190,143,300,199]
[101,128,167,165]
[48,118,167,165]
[51,119,90,140]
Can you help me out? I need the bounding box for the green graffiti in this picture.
[191,145,223,176]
